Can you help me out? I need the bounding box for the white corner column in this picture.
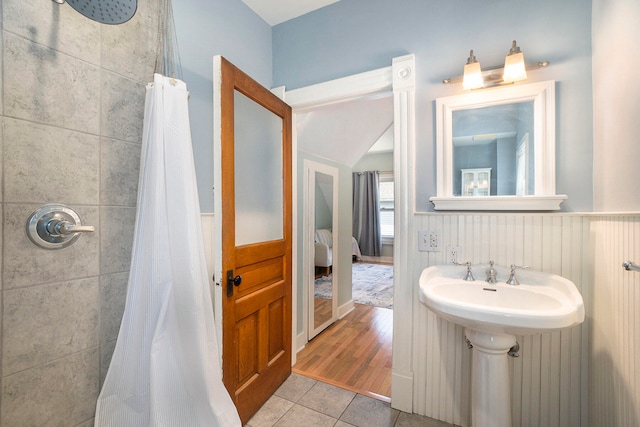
[390,53,416,413]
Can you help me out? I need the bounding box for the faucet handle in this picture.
[455,261,475,281]
[506,264,530,285]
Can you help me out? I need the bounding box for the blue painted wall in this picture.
[174,0,272,212]
[273,0,593,211]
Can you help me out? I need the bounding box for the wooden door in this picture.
[214,56,292,423]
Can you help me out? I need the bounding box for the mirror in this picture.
[313,172,334,330]
[430,80,566,210]
[305,161,339,340]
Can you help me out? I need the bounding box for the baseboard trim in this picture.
[338,300,355,318]
[360,255,394,264]
[295,331,306,354]
[391,370,413,413]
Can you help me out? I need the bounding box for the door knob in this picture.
[227,270,242,296]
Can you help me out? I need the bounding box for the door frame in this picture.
[282,54,416,412]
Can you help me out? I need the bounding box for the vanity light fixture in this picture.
[462,50,484,90]
[503,40,527,83]
[443,40,549,90]
[52,0,66,4]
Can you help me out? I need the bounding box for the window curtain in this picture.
[352,171,381,256]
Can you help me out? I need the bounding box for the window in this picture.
[379,174,394,239]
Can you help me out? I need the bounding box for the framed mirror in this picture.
[304,160,339,340]
[430,80,566,210]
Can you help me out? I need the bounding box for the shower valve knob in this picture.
[46,220,95,236]
[26,204,95,249]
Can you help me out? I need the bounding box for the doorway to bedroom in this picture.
[295,95,395,400]
[287,54,415,410]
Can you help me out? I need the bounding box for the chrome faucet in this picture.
[456,261,475,281]
[486,261,497,283]
[506,264,530,286]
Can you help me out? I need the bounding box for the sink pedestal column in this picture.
[465,329,517,427]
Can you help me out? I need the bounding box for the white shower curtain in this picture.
[95,74,241,426]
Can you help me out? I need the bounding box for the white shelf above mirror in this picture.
[430,80,567,211]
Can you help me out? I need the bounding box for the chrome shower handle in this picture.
[27,204,96,249]
[46,220,95,236]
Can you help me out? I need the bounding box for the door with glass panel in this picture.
[213,56,292,424]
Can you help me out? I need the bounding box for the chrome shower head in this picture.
[64,0,137,24]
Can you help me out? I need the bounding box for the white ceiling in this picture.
[242,0,341,26]
[296,95,394,168]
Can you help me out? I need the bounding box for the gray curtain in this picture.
[352,171,381,256]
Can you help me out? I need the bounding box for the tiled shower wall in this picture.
[0,1,158,424]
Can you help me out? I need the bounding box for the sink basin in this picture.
[418,264,585,335]
[419,264,585,427]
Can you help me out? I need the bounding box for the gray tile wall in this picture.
[1,0,159,424]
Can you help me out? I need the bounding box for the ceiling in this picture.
[241,0,341,26]
[296,95,394,168]
[241,0,393,166]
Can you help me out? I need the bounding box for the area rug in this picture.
[314,262,394,310]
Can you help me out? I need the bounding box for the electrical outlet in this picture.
[418,230,440,252]
[446,245,461,264]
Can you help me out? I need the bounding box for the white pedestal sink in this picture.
[419,264,585,427]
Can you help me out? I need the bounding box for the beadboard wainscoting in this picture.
[590,215,640,426]
[413,213,591,427]
[202,212,640,426]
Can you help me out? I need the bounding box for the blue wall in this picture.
[174,0,272,212]
[274,0,593,211]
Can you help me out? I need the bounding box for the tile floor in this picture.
[246,373,457,427]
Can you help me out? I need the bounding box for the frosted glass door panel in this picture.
[234,90,283,246]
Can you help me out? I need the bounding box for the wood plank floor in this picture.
[293,303,393,401]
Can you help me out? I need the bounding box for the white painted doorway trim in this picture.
[282,54,416,412]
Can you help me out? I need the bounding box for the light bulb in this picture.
[462,50,483,90]
[503,40,527,83]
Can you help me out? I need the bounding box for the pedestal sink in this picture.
[418,264,584,427]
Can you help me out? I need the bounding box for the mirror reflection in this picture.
[431,80,565,211]
[313,172,335,330]
[452,101,534,196]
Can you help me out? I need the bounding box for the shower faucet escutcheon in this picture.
[26,204,95,249]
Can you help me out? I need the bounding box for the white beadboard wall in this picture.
[413,213,590,427]
[590,215,640,426]
[202,211,640,426]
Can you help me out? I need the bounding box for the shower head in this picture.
[62,0,137,25]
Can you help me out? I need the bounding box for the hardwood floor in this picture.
[313,297,332,329]
[293,303,393,401]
